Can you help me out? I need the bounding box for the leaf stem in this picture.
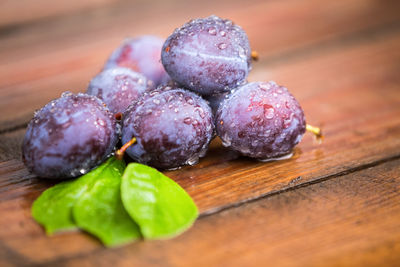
[116,137,136,160]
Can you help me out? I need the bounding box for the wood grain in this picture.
[0,0,118,27]
[2,27,400,213]
[0,129,24,161]
[0,0,399,132]
[0,25,399,265]
[1,0,400,265]
[2,154,400,266]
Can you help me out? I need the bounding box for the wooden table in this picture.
[1,0,400,266]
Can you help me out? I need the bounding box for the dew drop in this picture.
[258,152,293,162]
[61,91,73,98]
[97,119,105,126]
[185,97,194,105]
[150,91,159,97]
[238,46,246,59]
[195,107,205,118]
[224,20,233,26]
[186,155,199,166]
[218,43,227,50]
[221,135,232,147]
[265,108,275,119]
[259,83,271,91]
[62,121,72,129]
[208,27,217,35]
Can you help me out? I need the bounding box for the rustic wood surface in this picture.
[0,0,399,266]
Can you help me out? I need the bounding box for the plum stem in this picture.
[115,112,123,121]
[251,51,259,61]
[306,124,323,140]
[115,137,136,160]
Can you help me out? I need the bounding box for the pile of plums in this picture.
[22,15,307,179]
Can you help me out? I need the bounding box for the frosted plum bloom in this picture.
[22,93,119,179]
[161,15,252,95]
[87,67,150,114]
[216,81,306,160]
[104,36,170,87]
[122,89,214,169]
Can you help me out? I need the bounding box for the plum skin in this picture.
[22,92,119,179]
[104,36,170,87]
[87,67,149,114]
[204,92,229,115]
[161,15,251,96]
[215,81,306,160]
[122,88,214,169]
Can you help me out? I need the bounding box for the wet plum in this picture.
[161,15,251,95]
[87,67,150,114]
[215,81,306,160]
[204,92,229,115]
[22,92,119,179]
[104,36,170,87]
[122,89,214,169]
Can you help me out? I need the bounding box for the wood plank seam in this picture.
[0,0,119,37]
[1,20,399,133]
[0,241,33,266]
[0,124,28,135]
[199,153,400,217]
[256,20,400,68]
[31,153,400,266]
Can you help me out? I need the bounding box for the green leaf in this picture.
[31,157,121,234]
[73,159,141,247]
[121,163,198,239]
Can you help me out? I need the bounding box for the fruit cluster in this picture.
[23,15,312,179]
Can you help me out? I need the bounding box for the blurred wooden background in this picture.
[1,0,400,266]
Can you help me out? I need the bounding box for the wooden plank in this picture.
[67,158,400,267]
[2,152,400,265]
[3,30,400,211]
[0,129,24,162]
[0,0,117,28]
[0,0,399,264]
[0,31,399,263]
[0,0,399,131]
